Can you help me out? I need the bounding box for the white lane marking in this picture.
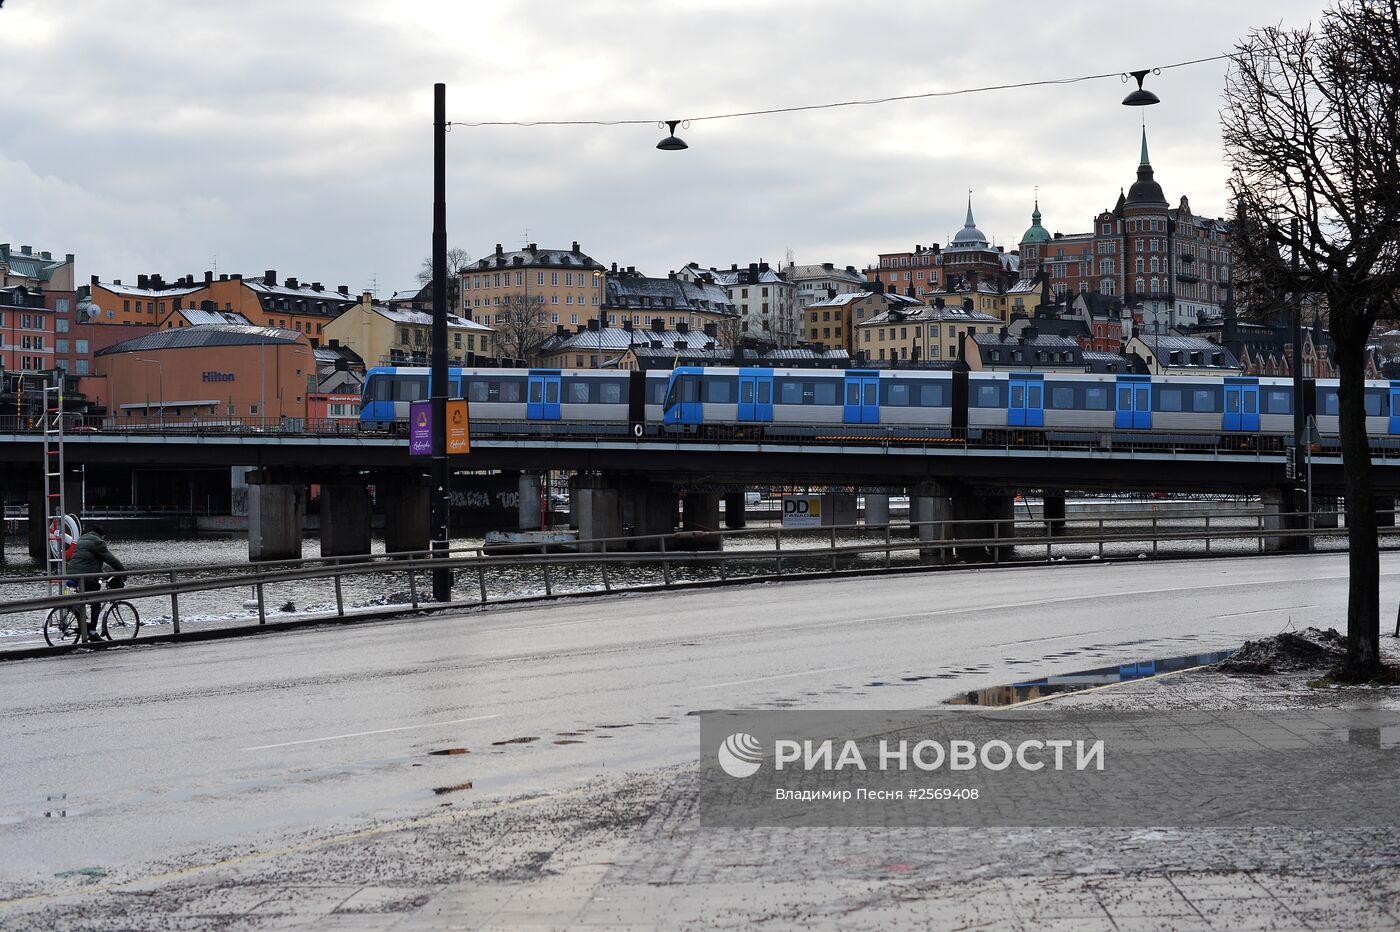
[1214,605,1315,619]
[699,664,854,690]
[241,714,499,751]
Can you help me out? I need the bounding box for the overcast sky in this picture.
[0,0,1326,296]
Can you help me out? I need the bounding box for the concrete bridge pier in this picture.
[1043,492,1067,537]
[864,494,891,529]
[680,492,722,551]
[574,474,621,553]
[911,482,954,564]
[518,472,543,531]
[1262,488,1306,552]
[623,483,675,546]
[1313,495,1341,529]
[723,492,747,529]
[319,483,372,558]
[248,472,304,562]
[380,479,430,556]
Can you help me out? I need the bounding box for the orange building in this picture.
[87,275,201,326]
[191,270,357,345]
[93,324,314,426]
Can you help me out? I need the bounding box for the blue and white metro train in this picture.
[359,365,1400,449]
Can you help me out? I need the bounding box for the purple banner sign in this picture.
[409,401,432,456]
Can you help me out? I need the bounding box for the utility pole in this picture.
[1291,216,1309,551]
[431,82,453,600]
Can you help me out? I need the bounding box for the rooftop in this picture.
[96,324,304,355]
[471,242,606,272]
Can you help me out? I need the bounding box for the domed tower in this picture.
[1019,194,1051,277]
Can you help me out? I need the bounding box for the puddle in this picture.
[554,739,584,745]
[490,737,539,746]
[432,781,474,795]
[428,748,469,756]
[945,650,1236,706]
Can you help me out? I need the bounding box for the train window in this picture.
[846,382,860,405]
[530,381,543,403]
[1084,386,1110,409]
[568,382,591,404]
[703,378,734,404]
[1051,386,1074,409]
[500,380,522,403]
[758,381,772,404]
[1365,391,1383,417]
[1117,386,1132,410]
[468,381,490,402]
[682,377,699,403]
[814,381,838,405]
[918,382,945,406]
[392,376,428,402]
[1265,390,1292,414]
[647,380,666,405]
[887,383,910,406]
[779,381,803,405]
[1191,389,1217,412]
[975,384,1001,407]
[1320,390,1339,416]
[599,382,622,404]
[370,377,392,402]
[1158,388,1183,412]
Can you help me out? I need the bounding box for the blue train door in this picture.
[843,371,879,424]
[527,371,561,421]
[1223,379,1259,432]
[663,368,703,426]
[1008,375,1045,428]
[1390,381,1400,434]
[737,369,773,422]
[1114,376,1152,430]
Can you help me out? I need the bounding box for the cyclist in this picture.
[67,524,125,640]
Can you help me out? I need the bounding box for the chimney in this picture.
[571,241,581,254]
[822,262,834,270]
[335,357,348,372]
[285,277,299,288]
[668,271,676,280]
[231,273,242,281]
[677,321,689,334]
[90,274,99,286]
[220,274,229,281]
[587,318,600,332]
[999,326,1009,340]
[703,322,716,338]
[651,318,665,333]
[328,338,340,349]
[113,278,122,285]
[963,298,974,311]
[137,274,149,289]
[611,262,618,273]
[1023,326,1038,341]
[150,274,164,289]
[312,282,322,291]
[495,243,504,257]
[20,245,31,255]
[65,253,74,264]
[555,325,566,336]
[935,297,945,309]
[731,263,738,271]
[201,299,216,311]
[265,270,276,286]
[361,291,373,303]
[204,270,213,284]
[338,285,349,295]
[623,319,633,331]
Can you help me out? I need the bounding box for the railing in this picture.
[0,508,1375,654]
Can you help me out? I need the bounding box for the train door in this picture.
[843,371,879,424]
[663,368,703,426]
[1223,380,1260,432]
[1114,375,1152,430]
[527,371,561,421]
[1007,375,1045,428]
[1390,381,1400,434]
[737,368,774,423]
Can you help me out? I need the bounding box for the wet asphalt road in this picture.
[2,550,1394,897]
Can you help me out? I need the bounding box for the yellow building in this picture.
[804,289,923,353]
[919,276,1033,323]
[461,242,606,361]
[323,293,496,368]
[856,303,1001,365]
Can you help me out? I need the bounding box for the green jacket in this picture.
[68,531,125,576]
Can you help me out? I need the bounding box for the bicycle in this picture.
[44,577,141,647]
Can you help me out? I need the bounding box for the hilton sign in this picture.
[201,371,235,382]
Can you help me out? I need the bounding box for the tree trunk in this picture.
[1333,309,1383,677]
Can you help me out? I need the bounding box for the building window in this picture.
[551,272,559,285]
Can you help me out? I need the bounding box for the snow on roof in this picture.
[373,305,493,331]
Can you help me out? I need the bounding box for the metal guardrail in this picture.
[0,508,1369,652]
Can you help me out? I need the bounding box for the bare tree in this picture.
[490,295,553,364]
[417,248,473,286]
[1224,0,1400,677]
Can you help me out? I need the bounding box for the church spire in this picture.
[1140,127,1151,167]
[965,189,976,229]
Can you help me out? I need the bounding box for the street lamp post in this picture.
[1291,217,1309,549]
[430,83,452,601]
[132,356,164,430]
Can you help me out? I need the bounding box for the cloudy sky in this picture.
[1,0,1325,295]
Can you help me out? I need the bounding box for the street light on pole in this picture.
[430,83,452,601]
[131,355,164,430]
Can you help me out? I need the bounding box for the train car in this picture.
[660,367,956,439]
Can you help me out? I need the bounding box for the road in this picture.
[1,550,1394,914]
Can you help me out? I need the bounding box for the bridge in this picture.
[0,426,1392,563]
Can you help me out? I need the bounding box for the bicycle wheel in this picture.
[101,601,141,639]
[43,607,83,648]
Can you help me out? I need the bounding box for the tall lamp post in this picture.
[132,355,165,430]
[1291,217,1310,549]
[430,83,452,601]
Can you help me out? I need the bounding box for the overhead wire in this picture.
[448,54,1229,129]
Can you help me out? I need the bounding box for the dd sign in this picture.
[782,495,822,528]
